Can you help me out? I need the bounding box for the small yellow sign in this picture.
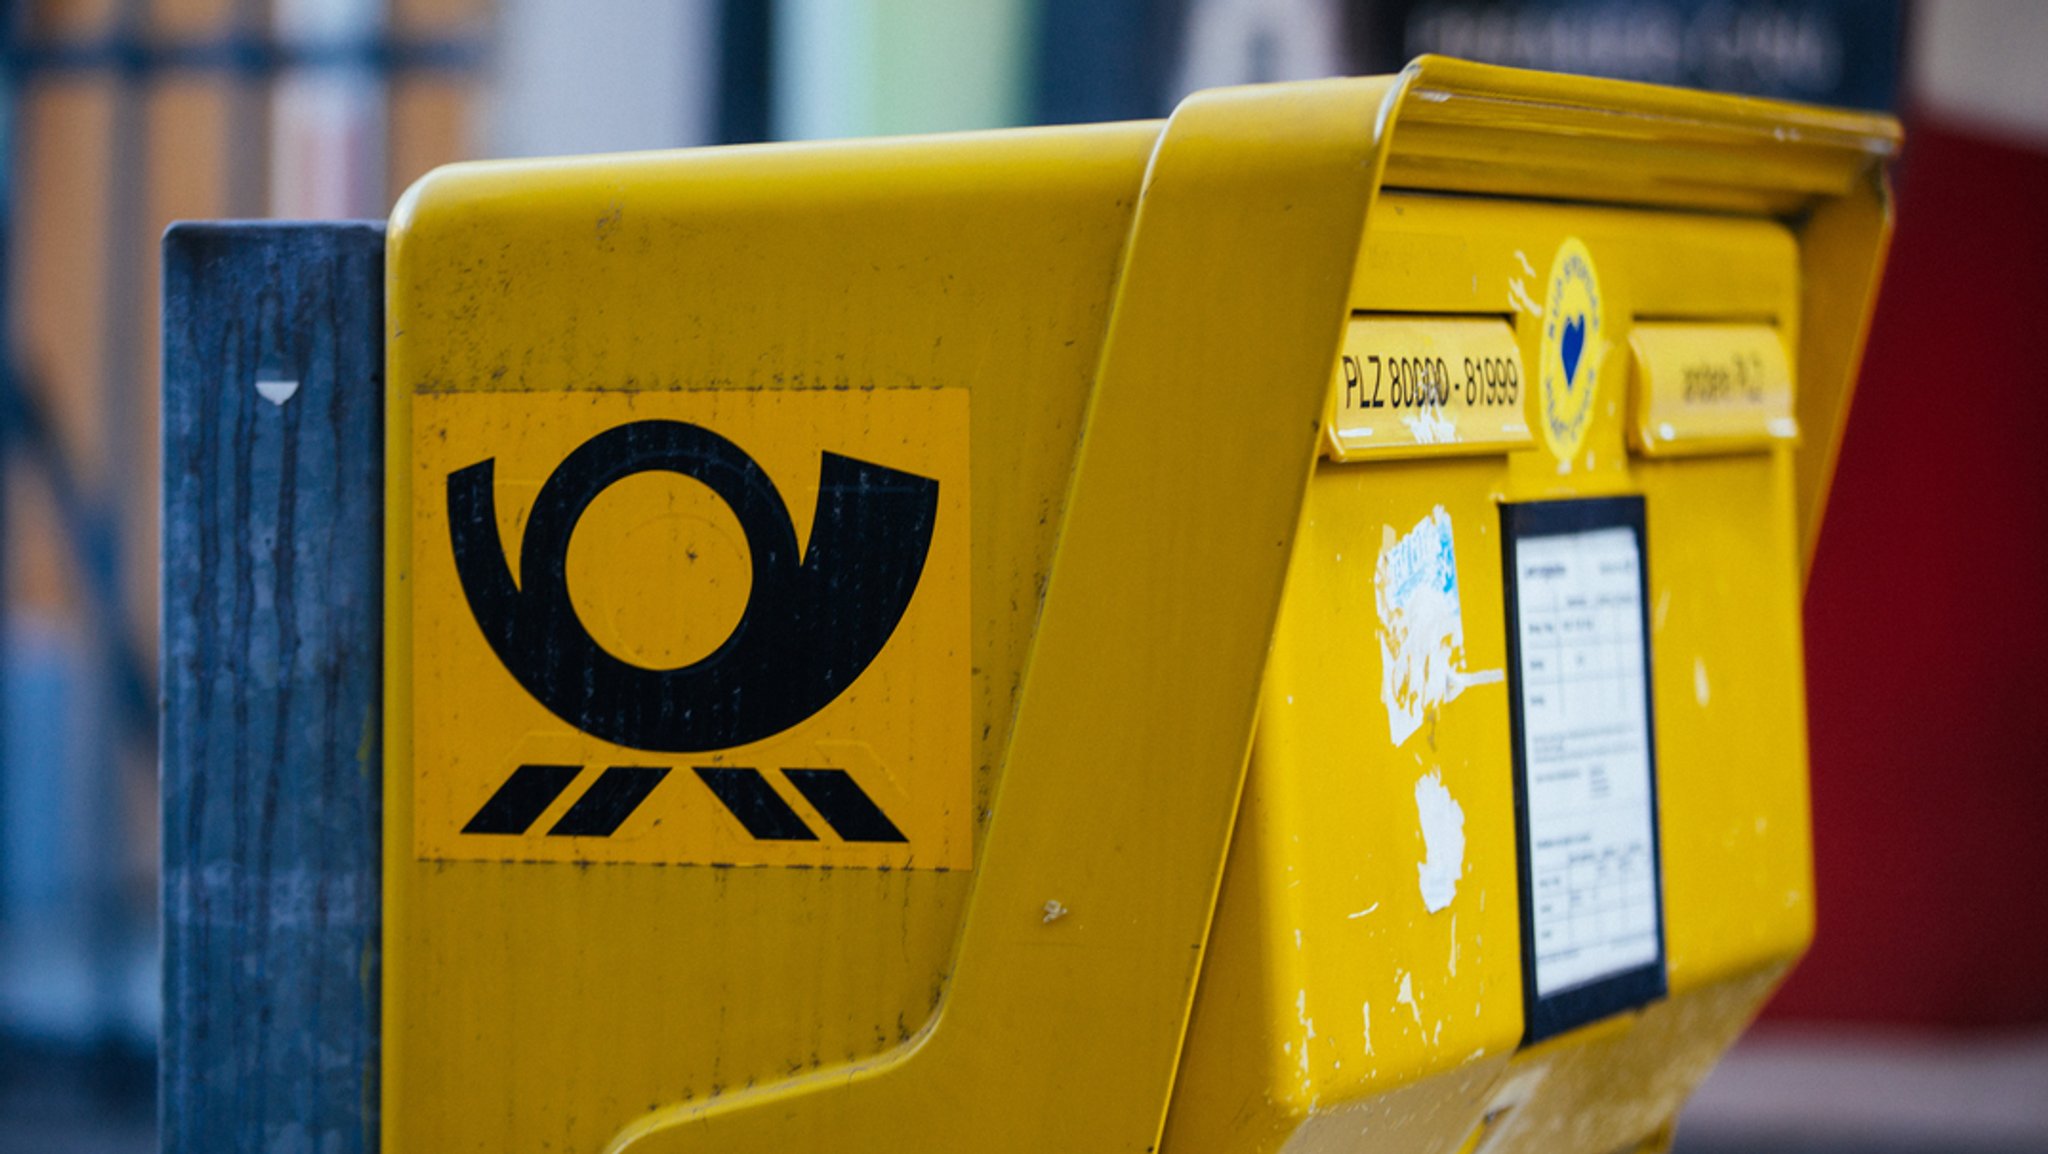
[1628,323,1797,454]
[1322,316,1530,459]
[1538,237,1605,463]
[408,387,971,869]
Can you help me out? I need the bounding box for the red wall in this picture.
[1769,115,2048,1026]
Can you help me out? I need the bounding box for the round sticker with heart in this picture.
[1538,237,1604,463]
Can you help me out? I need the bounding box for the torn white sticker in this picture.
[1376,506,1501,746]
[1415,769,1466,913]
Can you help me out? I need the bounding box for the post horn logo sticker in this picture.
[1539,237,1605,463]
[407,388,972,869]
[447,419,935,752]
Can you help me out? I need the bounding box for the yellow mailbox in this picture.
[383,58,1895,1153]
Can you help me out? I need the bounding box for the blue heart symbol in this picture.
[1560,315,1586,385]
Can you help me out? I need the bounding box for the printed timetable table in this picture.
[1510,522,1663,999]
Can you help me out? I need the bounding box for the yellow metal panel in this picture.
[607,75,1401,1154]
[1387,56,1899,216]
[1643,452,1815,992]
[1166,188,1822,1151]
[1164,458,1527,1154]
[385,123,1160,1152]
[1791,170,1894,573]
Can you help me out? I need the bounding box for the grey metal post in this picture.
[161,222,385,1154]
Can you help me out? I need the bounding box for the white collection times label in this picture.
[1513,526,1660,996]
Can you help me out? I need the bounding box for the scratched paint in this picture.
[1507,277,1544,318]
[1401,408,1459,444]
[1296,989,1316,1084]
[1395,970,1423,1027]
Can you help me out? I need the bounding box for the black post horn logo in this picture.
[447,419,939,752]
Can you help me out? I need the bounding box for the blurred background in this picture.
[0,0,2041,1151]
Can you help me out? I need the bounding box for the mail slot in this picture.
[381,57,1895,1153]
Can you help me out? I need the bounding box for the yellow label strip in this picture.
[1628,322,1797,455]
[1323,316,1531,460]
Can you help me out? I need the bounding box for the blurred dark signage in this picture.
[1357,0,1902,110]
[1035,0,1902,127]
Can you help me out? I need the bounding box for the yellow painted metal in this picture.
[1164,190,1822,1154]
[385,121,1163,1151]
[383,56,1894,1154]
[610,75,1393,1152]
[1628,324,1797,456]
